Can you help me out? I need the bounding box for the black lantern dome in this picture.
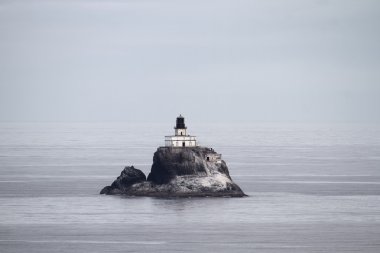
[175,114,187,129]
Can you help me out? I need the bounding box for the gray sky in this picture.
[0,0,379,123]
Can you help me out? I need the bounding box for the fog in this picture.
[0,0,379,123]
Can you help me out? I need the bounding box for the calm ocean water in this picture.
[1,122,380,252]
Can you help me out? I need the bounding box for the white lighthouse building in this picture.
[165,115,197,147]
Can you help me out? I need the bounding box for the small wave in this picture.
[0,239,166,245]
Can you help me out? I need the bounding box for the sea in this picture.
[1,122,380,252]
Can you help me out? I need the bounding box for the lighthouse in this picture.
[165,115,197,147]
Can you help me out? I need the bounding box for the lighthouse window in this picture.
[207,156,210,161]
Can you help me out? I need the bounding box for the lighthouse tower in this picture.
[165,115,197,147]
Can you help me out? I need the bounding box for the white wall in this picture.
[165,135,197,147]
[175,128,187,136]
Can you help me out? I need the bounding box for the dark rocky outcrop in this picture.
[100,147,246,197]
[100,166,146,195]
[147,147,230,183]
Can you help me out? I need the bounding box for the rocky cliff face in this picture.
[147,147,230,184]
[100,166,146,195]
[100,147,246,197]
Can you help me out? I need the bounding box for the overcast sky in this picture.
[0,0,379,123]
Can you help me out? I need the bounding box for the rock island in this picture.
[100,115,246,197]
